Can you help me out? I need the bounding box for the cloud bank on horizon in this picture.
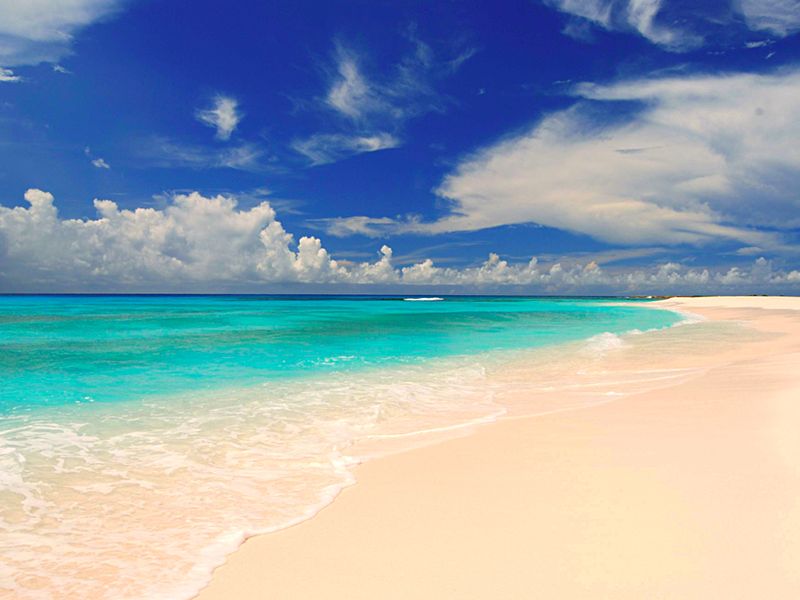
[0,0,798,293]
[1,189,797,293]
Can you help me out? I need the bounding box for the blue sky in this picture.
[1,0,799,293]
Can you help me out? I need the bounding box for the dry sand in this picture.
[196,296,800,599]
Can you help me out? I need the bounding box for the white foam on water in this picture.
[678,312,706,326]
[403,297,444,301]
[583,331,626,355]
[0,359,503,600]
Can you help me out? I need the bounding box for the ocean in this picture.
[0,295,682,599]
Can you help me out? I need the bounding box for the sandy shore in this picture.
[196,296,800,599]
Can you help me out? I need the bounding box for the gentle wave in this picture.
[403,297,444,301]
[0,359,502,600]
[582,331,626,355]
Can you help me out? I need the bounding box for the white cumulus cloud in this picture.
[1,189,798,293]
[396,253,800,293]
[0,189,342,289]
[91,157,110,169]
[196,96,242,141]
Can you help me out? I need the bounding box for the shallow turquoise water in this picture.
[1,295,686,600]
[0,295,679,412]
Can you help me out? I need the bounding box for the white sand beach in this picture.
[196,296,800,599]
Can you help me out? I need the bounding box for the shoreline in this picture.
[195,296,800,599]
[1,296,684,600]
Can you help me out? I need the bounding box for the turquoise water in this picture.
[0,295,678,412]
[0,295,682,600]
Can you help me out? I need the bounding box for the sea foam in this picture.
[0,359,502,600]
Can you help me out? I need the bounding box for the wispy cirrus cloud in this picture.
[293,32,473,166]
[739,0,800,36]
[322,37,450,125]
[309,215,401,237]
[291,132,399,166]
[544,0,702,51]
[136,136,264,171]
[195,95,242,141]
[0,0,125,67]
[321,67,800,254]
[543,0,800,51]
[325,51,372,120]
